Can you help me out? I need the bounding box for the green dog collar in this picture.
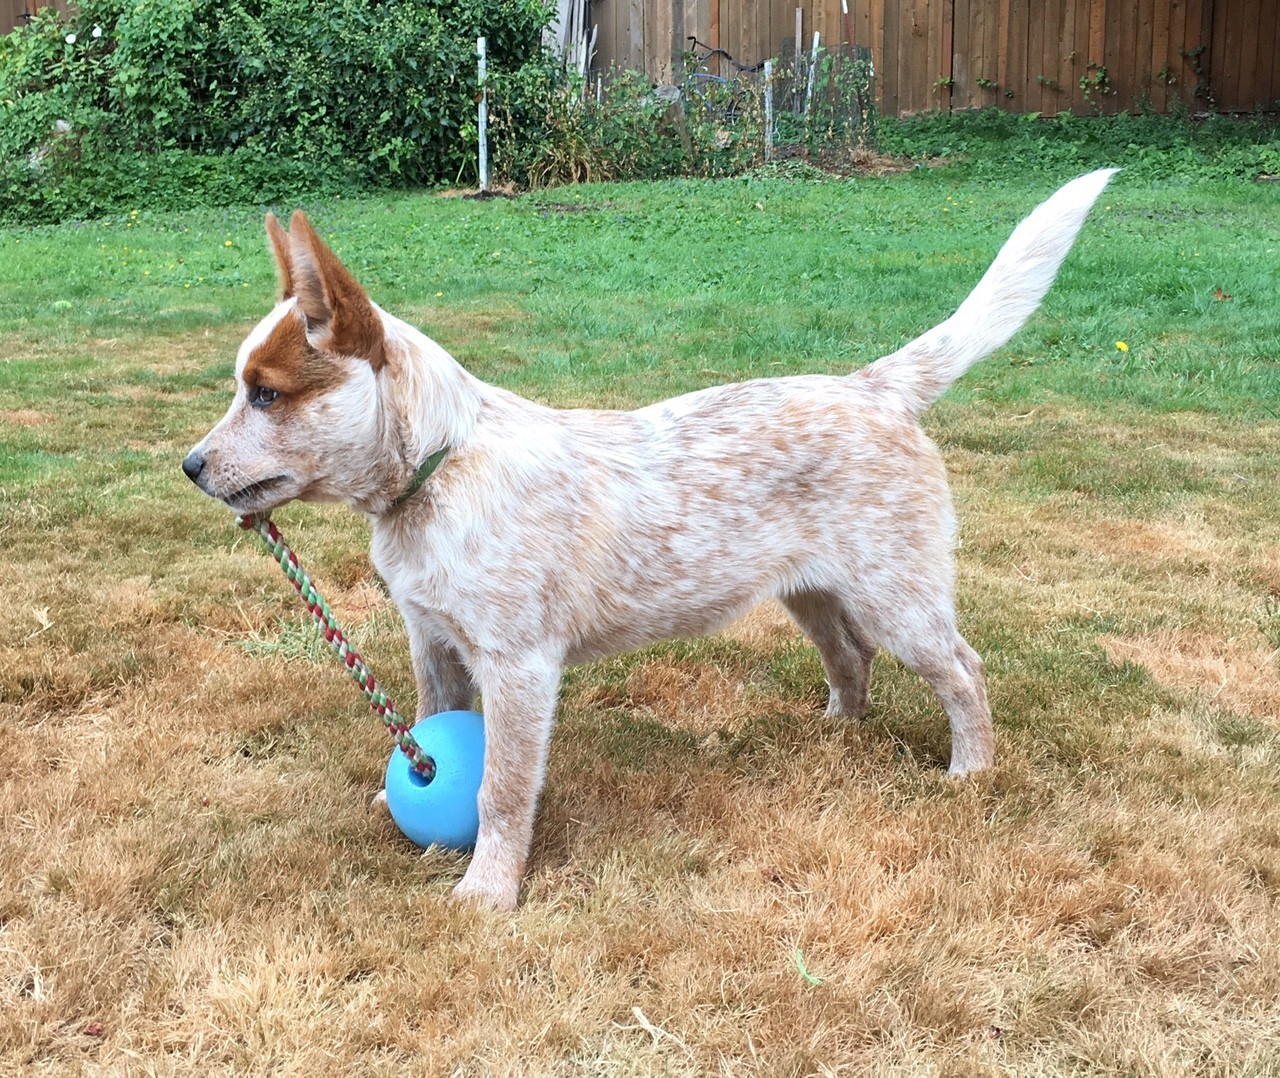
[391,445,449,508]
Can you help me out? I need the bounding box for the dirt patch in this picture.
[529,199,616,216]
[624,659,748,734]
[766,142,918,178]
[437,183,519,199]
[1084,516,1242,572]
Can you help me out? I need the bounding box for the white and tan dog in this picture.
[184,170,1115,909]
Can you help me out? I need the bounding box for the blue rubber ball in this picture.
[383,710,486,850]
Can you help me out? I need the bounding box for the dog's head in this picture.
[182,212,390,515]
[183,212,481,517]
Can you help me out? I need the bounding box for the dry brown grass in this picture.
[3,323,1280,1076]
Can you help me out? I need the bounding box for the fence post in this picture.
[763,60,774,162]
[477,36,489,192]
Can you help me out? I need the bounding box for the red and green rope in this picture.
[237,514,437,783]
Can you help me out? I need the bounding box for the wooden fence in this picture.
[592,0,1280,115]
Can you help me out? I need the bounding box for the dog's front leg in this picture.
[451,651,561,911]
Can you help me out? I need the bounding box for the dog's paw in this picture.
[370,788,388,811]
[450,865,520,912]
[947,751,994,778]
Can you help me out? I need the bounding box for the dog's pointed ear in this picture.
[264,212,294,299]
[286,210,387,369]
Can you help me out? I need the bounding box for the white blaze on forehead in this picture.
[235,299,299,380]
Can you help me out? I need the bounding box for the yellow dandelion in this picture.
[435,291,444,297]
[1115,340,1129,352]
[224,240,234,247]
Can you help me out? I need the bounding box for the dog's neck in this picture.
[388,444,450,509]
[370,309,486,516]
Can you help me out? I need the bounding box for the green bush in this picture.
[0,0,554,221]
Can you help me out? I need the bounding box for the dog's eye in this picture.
[251,386,279,408]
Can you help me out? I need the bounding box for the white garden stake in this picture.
[804,31,820,121]
[763,60,774,161]
[477,36,489,192]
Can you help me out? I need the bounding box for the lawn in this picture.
[2,167,1279,1074]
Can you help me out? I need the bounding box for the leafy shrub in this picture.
[0,0,554,221]
[878,107,1280,183]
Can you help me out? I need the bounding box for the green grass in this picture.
[2,167,1280,1073]
[3,170,1276,413]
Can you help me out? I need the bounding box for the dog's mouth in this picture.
[223,475,290,511]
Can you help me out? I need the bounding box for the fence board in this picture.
[1169,0,1196,105]
[881,0,900,113]
[903,0,931,112]
[1150,0,1171,108]
[931,0,948,111]
[1165,0,1187,102]
[1053,0,1077,113]
[941,0,954,110]
[1067,0,1089,111]
[1210,0,1233,106]
[949,0,969,107]
[628,0,645,71]
[1024,0,1043,112]
[1254,0,1276,108]
[1273,2,1280,107]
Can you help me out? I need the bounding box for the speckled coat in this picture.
[184,170,1116,910]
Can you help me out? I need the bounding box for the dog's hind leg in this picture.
[370,623,479,813]
[780,589,877,720]
[408,621,477,715]
[863,598,994,777]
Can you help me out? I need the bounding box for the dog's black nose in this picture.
[182,450,205,483]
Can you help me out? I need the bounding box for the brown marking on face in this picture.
[240,310,346,408]
[287,211,387,370]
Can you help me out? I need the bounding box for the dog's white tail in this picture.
[863,168,1116,415]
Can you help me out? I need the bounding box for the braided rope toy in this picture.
[237,514,484,849]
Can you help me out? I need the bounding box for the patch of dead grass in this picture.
[1102,629,1280,721]
[4,371,1280,1072]
[1,408,53,427]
